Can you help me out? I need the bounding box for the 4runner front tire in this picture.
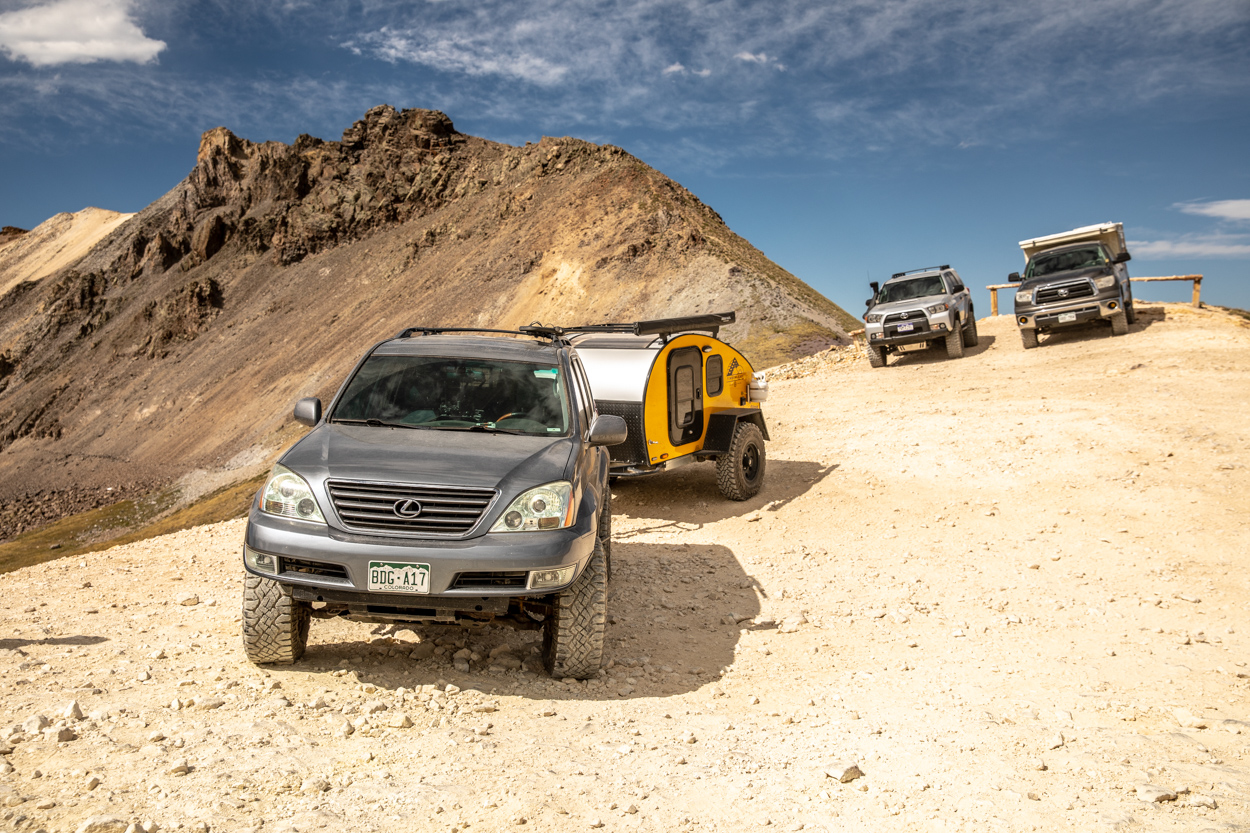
[1021,328,1039,349]
[543,538,606,679]
[242,574,310,664]
[717,422,766,501]
[945,326,965,359]
[867,342,886,368]
[962,315,980,348]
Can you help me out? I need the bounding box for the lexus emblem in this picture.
[1058,288,1070,297]
[393,499,423,518]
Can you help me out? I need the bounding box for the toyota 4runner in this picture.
[863,266,979,367]
[241,325,627,679]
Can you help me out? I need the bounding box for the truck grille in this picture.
[1034,279,1095,305]
[326,480,497,537]
[596,400,645,465]
[883,310,926,324]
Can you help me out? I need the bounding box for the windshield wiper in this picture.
[332,418,430,430]
[429,423,529,435]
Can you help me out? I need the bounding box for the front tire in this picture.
[1021,328,1039,349]
[945,326,965,359]
[716,422,766,501]
[1125,300,1136,325]
[867,342,886,368]
[242,575,310,665]
[1110,311,1128,336]
[598,487,612,582]
[962,314,980,347]
[542,538,606,679]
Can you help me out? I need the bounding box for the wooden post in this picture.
[990,288,999,317]
[1192,276,1202,308]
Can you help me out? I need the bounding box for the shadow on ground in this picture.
[0,635,110,651]
[288,542,758,701]
[886,334,997,367]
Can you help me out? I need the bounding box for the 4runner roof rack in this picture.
[565,311,736,339]
[890,265,951,279]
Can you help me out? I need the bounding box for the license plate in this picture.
[368,561,431,593]
[896,322,915,332]
[1058,312,1077,323]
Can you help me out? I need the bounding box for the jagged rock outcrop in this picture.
[0,104,857,513]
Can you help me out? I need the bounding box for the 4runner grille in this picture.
[1034,279,1095,305]
[883,310,926,324]
[326,480,497,536]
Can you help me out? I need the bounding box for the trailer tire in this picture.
[598,487,612,582]
[867,342,886,368]
[1021,328,1039,350]
[1110,311,1128,336]
[242,575,309,665]
[717,422,766,501]
[945,326,965,359]
[542,538,606,680]
[962,314,980,347]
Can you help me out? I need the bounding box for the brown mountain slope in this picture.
[0,104,856,519]
[0,208,134,298]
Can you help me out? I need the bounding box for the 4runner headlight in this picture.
[260,464,327,524]
[865,313,883,324]
[1093,275,1116,289]
[1015,290,1032,304]
[490,482,574,532]
[925,302,950,314]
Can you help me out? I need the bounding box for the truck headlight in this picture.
[260,464,327,524]
[490,482,574,532]
[1015,291,1032,304]
[925,302,949,314]
[865,313,883,324]
[1093,275,1116,289]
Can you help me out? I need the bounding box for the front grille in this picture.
[451,571,528,589]
[597,400,646,465]
[883,310,926,324]
[326,480,497,536]
[280,557,349,580]
[1035,279,1095,305]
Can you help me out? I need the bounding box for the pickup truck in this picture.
[1008,222,1135,349]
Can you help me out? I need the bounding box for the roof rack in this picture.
[392,325,567,343]
[564,311,736,339]
[889,265,951,279]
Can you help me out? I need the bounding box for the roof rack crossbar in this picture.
[393,326,567,342]
[565,311,736,339]
[889,265,952,279]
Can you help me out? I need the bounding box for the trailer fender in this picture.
[702,409,770,455]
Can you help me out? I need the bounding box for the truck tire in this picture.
[944,326,964,359]
[716,422,766,501]
[1110,311,1128,336]
[962,314,980,347]
[598,487,612,582]
[1125,300,1136,325]
[867,342,886,368]
[542,538,606,679]
[1021,328,1039,350]
[242,574,310,665]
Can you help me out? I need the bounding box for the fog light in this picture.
[870,332,881,340]
[244,546,278,575]
[1019,316,1028,325]
[936,323,947,331]
[528,565,575,590]
[1108,301,1118,310]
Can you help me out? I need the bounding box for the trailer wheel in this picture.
[542,538,606,680]
[945,326,965,359]
[867,342,886,368]
[597,487,612,582]
[717,422,766,501]
[242,575,310,665]
[962,314,980,347]
[1110,311,1128,336]
[1021,328,1039,350]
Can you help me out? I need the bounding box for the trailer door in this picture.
[667,346,703,446]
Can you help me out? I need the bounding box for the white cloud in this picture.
[1176,199,1250,223]
[1129,234,1250,259]
[0,0,165,67]
[734,51,768,64]
[663,62,685,74]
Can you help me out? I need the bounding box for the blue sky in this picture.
[1,0,1248,317]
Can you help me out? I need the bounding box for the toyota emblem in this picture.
[393,499,423,518]
[900,312,909,320]
[1058,288,1070,297]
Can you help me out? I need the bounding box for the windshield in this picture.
[877,275,945,304]
[332,355,570,436]
[1026,246,1107,279]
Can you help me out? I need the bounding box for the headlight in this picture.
[865,313,883,324]
[1093,275,1116,289]
[490,482,574,532]
[1015,291,1032,304]
[925,302,949,314]
[260,464,327,524]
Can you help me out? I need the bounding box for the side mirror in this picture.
[293,397,322,427]
[1114,251,1131,263]
[1007,272,1021,282]
[587,414,627,447]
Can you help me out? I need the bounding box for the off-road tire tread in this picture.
[717,422,766,501]
[242,574,310,665]
[1021,328,1039,350]
[867,343,886,368]
[963,314,980,347]
[1110,311,1128,336]
[598,487,612,582]
[542,539,606,679]
[1125,300,1136,325]
[945,327,965,359]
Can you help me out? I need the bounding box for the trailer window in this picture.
[706,355,724,397]
[674,366,695,426]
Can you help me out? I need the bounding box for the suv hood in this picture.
[870,297,942,317]
[280,424,577,492]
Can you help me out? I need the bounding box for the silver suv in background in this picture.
[863,266,978,368]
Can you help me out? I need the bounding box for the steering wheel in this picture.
[494,412,524,423]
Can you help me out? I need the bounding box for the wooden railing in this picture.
[986,274,1204,316]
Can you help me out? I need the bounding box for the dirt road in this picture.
[2,302,1248,833]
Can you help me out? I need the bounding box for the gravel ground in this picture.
[2,303,1248,833]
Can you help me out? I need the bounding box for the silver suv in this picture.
[863,266,978,368]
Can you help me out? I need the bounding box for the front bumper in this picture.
[243,506,595,598]
[1015,298,1121,331]
[865,311,955,346]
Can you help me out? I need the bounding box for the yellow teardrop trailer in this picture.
[562,312,769,500]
